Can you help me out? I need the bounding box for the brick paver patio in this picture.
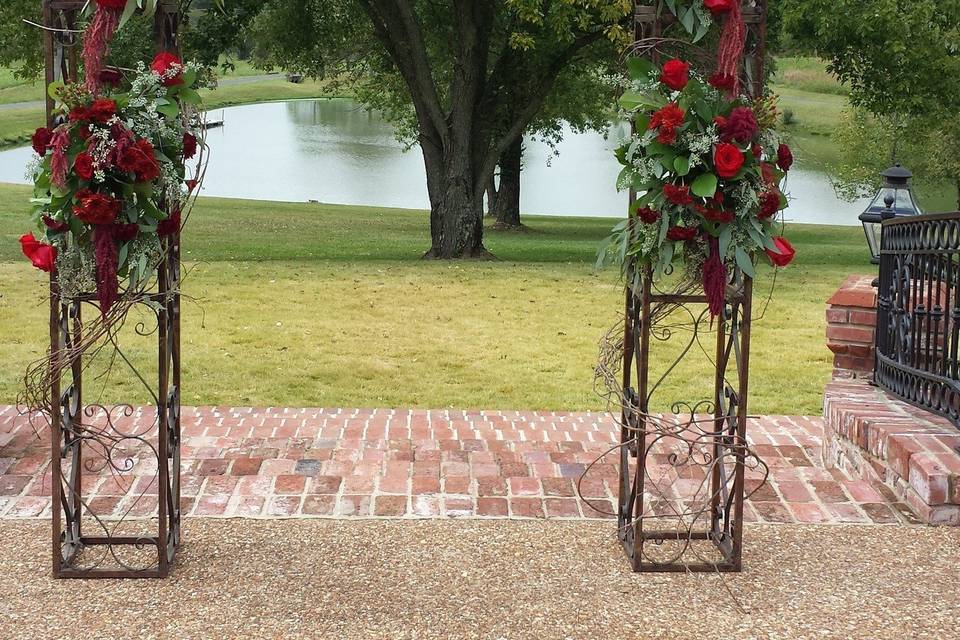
[0,405,921,524]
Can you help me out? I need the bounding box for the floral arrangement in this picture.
[20,49,205,315]
[602,51,795,314]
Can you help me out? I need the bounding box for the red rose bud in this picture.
[667,226,699,242]
[708,72,736,90]
[151,52,184,86]
[74,152,95,181]
[636,206,660,224]
[663,183,693,205]
[19,233,57,272]
[660,59,690,91]
[182,132,198,159]
[714,143,745,179]
[765,236,796,267]
[777,144,794,172]
[31,127,53,155]
[703,0,736,15]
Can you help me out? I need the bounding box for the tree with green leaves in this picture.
[250,0,631,258]
[783,0,960,207]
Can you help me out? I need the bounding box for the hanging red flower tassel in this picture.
[83,0,127,95]
[702,235,726,317]
[92,224,119,315]
[714,0,746,96]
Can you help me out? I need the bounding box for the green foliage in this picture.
[784,0,960,117]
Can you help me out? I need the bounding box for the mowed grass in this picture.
[0,182,870,415]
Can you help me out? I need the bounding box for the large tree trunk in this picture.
[492,136,523,230]
[421,138,490,259]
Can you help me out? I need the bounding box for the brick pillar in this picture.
[826,275,878,379]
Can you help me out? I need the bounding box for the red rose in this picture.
[758,190,781,219]
[667,226,698,241]
[721,106,758,143]
[636,207,660,224]
[19,233,57,272]
[73,190,121,225]
[89,98,117,124]
[117,138,160,182]
[96,0,128,8]
[74,152,94,181]
[660,60,690,91]
[182,132,198,159]
[714,143,745,179]
[663,183,693,205]
[765,236,796,267]
[703,0,735,15]
[708,72,736,91]
[32,127,53,155]
[151,52,184,86]
[777,144,794,172]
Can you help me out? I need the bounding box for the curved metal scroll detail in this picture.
[585,266,768,573]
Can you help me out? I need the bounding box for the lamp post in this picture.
[859,163,924,265]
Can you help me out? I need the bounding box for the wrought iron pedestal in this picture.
[615,268,763,572]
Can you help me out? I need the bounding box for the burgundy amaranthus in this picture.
[50,129,72,189]
[83,0,127,95]
[92,225,119,315]
[703,235,727,317]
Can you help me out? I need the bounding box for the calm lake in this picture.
[0,98,871,225]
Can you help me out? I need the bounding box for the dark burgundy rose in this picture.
[31,127,53,155]
[74,152,95,181]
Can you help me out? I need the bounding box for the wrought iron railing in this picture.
[876,212,960,426]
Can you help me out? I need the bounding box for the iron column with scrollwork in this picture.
[44,0,182,579]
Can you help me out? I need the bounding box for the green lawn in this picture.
[0,182,870,415]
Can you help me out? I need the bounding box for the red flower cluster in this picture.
[696,192,734,223]
[183,132,198,159]
[117,138,161,182]
[151,52,184,87]
[19,233,56,272]
[703,0,735,15]
[777,144,794,172]
[648,103,686,145]
[73,190,121,225]
[660,60,690,91]
[713,143,744,179]
[758,190,781,219]
[708,72,736,91]
[765,236,796,267]
[667,226,698,242]
[720,106,757,143]
[637,206,660,224]
[32,127,53,155]
[663,183,693,205]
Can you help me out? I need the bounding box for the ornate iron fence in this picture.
[876,212,960,427]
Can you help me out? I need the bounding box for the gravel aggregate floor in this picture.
[1,519,958,640]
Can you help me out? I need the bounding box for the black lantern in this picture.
[859,163,924,264]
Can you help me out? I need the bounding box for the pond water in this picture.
[0,98,871,225]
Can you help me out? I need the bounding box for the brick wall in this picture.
[826,275,877,379]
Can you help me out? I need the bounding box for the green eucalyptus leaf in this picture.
[719,225,732,258]
[735,247,756,278]
[690,173,718,198]
[674,156,691,176]
[626,57,655,81]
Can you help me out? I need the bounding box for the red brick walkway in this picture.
[0,406,920,524]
